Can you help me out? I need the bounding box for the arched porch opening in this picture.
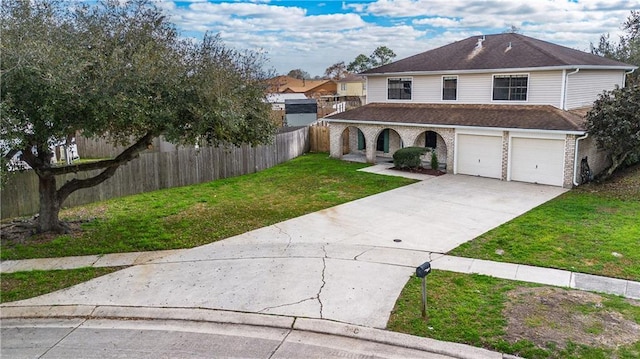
[339,126,367,162]
[414,130,447,170]
[375,128,402,158]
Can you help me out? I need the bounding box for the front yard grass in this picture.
[388,271,640,359]
[450,164,640,281]
[1,153,416,260]
[0,267,124,303]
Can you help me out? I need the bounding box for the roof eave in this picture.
[363,65,637,77]
[324,118,586,135]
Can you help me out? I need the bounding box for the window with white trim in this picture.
[442,76,457,100]
[493,74,528,101]
[340,83,347,91]
[387,78,412,100]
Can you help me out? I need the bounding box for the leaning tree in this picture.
[1,0,276,233]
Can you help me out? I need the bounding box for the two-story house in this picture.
[326,33,637,187]
[336,73,367,107]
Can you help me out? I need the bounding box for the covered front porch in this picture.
[329,123,454,171]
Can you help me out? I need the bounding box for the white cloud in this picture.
[160,0,640,76]
[413,17,461,28]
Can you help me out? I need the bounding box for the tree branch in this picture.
[55,132,155,203]
[44,132,155,176]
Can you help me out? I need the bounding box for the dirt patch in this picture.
[579,163,640,200]
[391,166,446,176]
[0,219,87,247]
[504,287,640,349]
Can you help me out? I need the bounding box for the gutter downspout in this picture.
[562,68,580,110]
[573,133,589,186]
[623,68,636,87]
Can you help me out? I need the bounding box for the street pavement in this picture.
[5,167,636,358]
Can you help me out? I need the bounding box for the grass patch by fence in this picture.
[1,153,415,260]
[450,165,640,281]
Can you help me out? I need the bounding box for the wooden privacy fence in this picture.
[309,123,330,153]
[1,127,309,219]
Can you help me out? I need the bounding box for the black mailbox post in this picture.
[416,261,431,318]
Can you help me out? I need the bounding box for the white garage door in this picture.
[510,137,565,186]
[457,134,502,179]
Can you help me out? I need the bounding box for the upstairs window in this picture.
[442,76,457,100]
[388,78,412,100]
[340,83,347,91]
[493,74,528,101]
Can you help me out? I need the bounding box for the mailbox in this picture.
[416,261,431,278]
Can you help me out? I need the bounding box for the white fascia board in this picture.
[325,118,586,135]
[363,65,636,77]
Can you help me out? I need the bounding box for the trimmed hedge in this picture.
[393,147,428,169]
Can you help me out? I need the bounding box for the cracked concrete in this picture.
[317,244,328,318]
[5,175,567,328]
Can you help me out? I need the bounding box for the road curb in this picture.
[1,305,522,359]
[294,317,503,359]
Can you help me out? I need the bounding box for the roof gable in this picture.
[363,33,636,74]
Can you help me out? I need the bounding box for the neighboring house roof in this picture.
[265,93,308,103]
[362,33,636,75]
[268,75,335,93]
[326,103,586,132]
[338,73,365,83]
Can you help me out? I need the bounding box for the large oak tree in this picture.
[1,0,276,233]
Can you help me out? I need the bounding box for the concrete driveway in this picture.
[7,175,566,328]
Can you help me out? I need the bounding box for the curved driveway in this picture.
[5,175,566,328]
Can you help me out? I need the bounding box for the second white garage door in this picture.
[457,134,502,179]
[510,137,565,186]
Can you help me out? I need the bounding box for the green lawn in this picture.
[1,153,415,260]
[1,267,124,303]
[388,271,640,359]
[451,165,640,281]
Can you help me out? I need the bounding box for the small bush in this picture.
[393,147,428,169]
[430,150,439,170]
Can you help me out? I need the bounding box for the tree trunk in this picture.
[601,151,630,180]
[37,174,65,233]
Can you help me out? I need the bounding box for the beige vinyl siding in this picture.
[412,76,441,102]
[565,70,625,110]
[366,77,388,103]
[527,71,563,108]
[457,73,493,103]
[365,70,567,107]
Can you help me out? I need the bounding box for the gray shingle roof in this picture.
[362,33,636,74]
[326,103,586,132]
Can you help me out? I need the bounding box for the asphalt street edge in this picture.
[1,305,521,359]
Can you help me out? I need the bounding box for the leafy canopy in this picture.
[347,46,397,73]
[586,85,640,178]
[1,0,275,161]
[1,0,276,232]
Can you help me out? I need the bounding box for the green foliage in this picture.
[430,150,439,170]
[369,45,397,67]
[393,147,428,169]
[1,267,124,303]
[324,61,347,80]
[389,272,640,358]
[287,68,310,80]
[591,10,639,84]
[586,85,640,178]
[1,0,276,231]
[347,54,371,73]
[347,46,397,73]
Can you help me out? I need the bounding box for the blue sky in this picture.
[159,0,640,77]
